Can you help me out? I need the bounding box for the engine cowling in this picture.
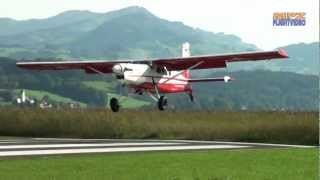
[112,63,134,74]
[112,64,125,74]
[112,63,150,82]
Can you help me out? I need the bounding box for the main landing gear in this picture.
[148,80,168,111]
[109,82,170,112]
[157,95,168,111]
[110,98,120,112]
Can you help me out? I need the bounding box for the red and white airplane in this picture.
[17,43,288,112]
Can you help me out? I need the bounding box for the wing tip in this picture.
[15,62,25,67]
[277,49,289,58]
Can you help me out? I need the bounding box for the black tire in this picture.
[110,98,120,112]
[157,96,168,111]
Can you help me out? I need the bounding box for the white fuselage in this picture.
[114,63,188,85]
[112,63,190,94]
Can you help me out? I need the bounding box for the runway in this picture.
[0,138,313,157]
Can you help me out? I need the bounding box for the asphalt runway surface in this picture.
[0,138,312,157]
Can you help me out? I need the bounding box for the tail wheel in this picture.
[158,96,168,111]
[110,98,120,112]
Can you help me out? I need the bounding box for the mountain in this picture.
[67,7,256,59]
[273,42,319,75]
[0,6,317,75]
[227,42,319,75]
[0,10,102,37]
[0,6,256,60]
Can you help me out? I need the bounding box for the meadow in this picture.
[0,148,317,180]
[0,108,317,145]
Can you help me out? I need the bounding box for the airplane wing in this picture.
[152,49,288,71]
[16,49,288,73]
[16,60,130,74]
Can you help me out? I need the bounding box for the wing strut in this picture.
[87,66,108,76]
[160,61,204,84]
[152,77,161,99]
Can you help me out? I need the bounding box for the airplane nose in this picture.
[112,64,123,74]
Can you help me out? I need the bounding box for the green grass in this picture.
[82,81,115,92]
[0,148,317,180]
[82,81,151,108]
[0,101,11,106]
[0,109,317,145]
[107,93,150,108]
[14,89,86,107]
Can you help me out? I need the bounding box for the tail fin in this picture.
[182,42,191,57]
[181,42,191,79]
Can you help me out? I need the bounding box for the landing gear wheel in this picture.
[158,96,168,111]
[110,98,120,112]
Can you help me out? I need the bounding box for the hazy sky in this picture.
[0,0,318,50]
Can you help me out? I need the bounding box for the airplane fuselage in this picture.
[113,63,191,94]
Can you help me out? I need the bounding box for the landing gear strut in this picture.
[157,95,168,111]
[150,77,168,111]
[110,98,120,112]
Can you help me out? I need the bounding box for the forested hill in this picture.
[228,42,319,75]
[0,6,318,75]
[0,57,317,110]
[0,6,256,60]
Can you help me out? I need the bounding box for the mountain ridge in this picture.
[0,6,318,75]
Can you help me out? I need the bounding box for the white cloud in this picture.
[0,0,318,49]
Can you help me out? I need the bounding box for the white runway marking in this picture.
[0,142,184,149]
[0,142,24,144]
[0,138,313,157]
[0,145,249,156]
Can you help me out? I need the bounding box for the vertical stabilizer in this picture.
[181,42,191,79]
[182,42,191,57]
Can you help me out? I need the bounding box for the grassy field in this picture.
[82,81,116,92]
[82,81,150,108]
[0,148,317,180]
[0,109,317,145]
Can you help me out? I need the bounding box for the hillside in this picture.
[0,6,318,75]
[0,6,256,60]
[228,42,319,75]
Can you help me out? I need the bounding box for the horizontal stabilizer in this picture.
[188,76,233,83]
